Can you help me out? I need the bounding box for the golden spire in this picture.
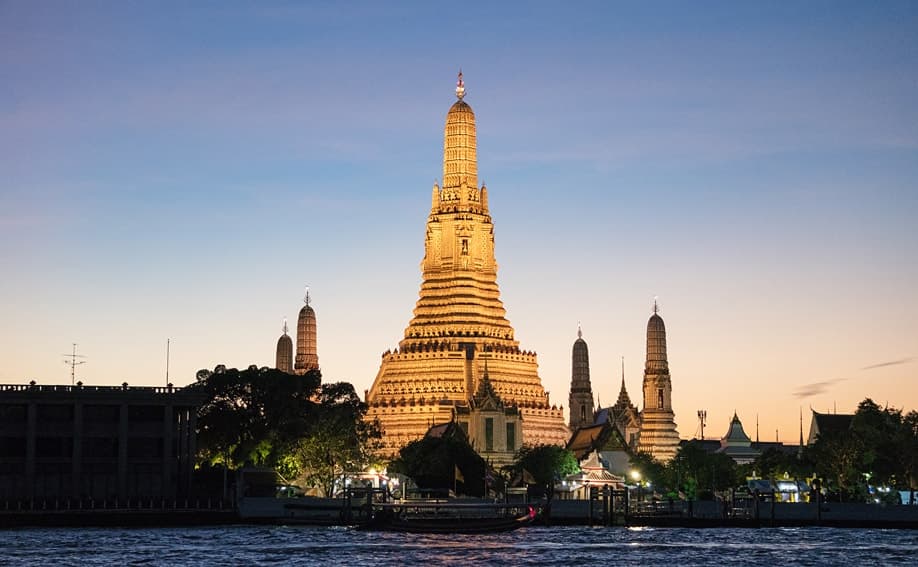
[443,71,477,190]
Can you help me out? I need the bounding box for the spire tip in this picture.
[455,69,465,100]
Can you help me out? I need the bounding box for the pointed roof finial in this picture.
[456,69,465,100]
[283,317,289,335]
[577,321,582,339]
[653,295,659,314]
[304,286,311,307]
[621,356,625,387]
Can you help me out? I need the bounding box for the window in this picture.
[485,418,494,451]
[461,239,469,255]
[580,405,586,423]
[506,422,515,450]
[657,388,664,409]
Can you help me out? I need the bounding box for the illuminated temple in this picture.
[365,73,568,458]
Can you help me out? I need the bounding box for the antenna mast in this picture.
[62,343,87,385]
[165,338,171,386]
[697,409,707,440]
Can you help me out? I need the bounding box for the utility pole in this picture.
[697,410,707,440]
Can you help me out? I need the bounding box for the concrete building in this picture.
[0,382,203,503]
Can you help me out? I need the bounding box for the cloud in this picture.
[861,357,913,371]
[794,378,847,399]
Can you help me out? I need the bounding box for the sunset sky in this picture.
[2,1,916,444]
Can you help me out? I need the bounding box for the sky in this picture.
[2,1,916,444]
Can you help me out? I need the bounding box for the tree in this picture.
[666,442,737,499]
[810,427,864,501]
[389,428,487,496]
[899,411,918,504]
[629,451,669,494]
[752,447,811,481]
[191,365,321,471]
[294,382,381,496]
[509,444,579,501]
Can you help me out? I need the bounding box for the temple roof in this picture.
[566,421,630,460]
[721,413,753,446]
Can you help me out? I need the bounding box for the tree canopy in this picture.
[388,426,487,496]
[508,444,579,500]
[189,365,379,494]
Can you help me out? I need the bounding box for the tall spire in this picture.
[442,72,477,190]
[798,407,805,458]
[569,325,594,429]
[295,286,319,374]
[614,356,633,409]
[276,317,294,374]
[364,73,569,458]
[638,300,680,462]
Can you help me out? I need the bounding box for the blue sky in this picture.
[2,1,916,441]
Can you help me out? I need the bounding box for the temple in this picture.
[275,319,293,374]
[294,288,319,374]
[365,73,568,458]
[568,325,594,430]
[636,301,680,461]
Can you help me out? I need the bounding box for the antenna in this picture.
[62,343,87,386]
[697,410,707,440]
[165,338,171,386]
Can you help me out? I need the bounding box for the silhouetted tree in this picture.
[509,444,579,501]
[190,365,380,496]
[389,431,487,496]
[294,382,381,496]
[629,451,670,494]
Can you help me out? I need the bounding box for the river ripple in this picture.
[1,525,916,566]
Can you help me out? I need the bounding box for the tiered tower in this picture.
[637,301,680,461]
[568,325,594,429]
[294,288,319,374]
[610,357,641,447]
[275,319,294,373]
[365,73,568,458]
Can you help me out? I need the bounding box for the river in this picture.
[2,525,916,565]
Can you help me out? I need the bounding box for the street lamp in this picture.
[631,470,643,503]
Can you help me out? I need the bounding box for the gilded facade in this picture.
[275,320,294,374]
[365,74,568,458]
[636,303,680,461]
[294,289,319,374]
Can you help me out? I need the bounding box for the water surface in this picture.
[2,525,916,565]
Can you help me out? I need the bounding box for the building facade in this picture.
[0,383,203,503]
[365,74,568,457]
